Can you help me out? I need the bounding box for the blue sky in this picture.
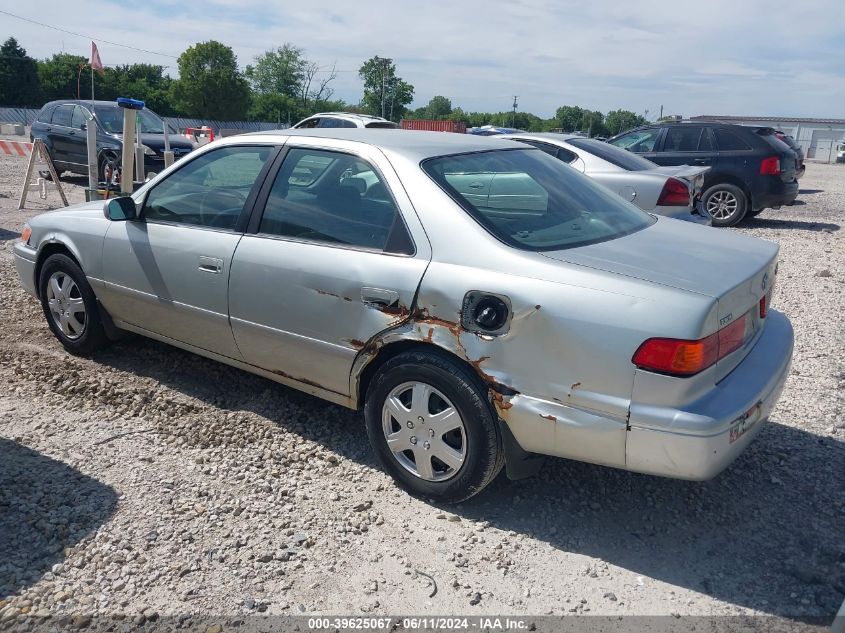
[4,0,844,118]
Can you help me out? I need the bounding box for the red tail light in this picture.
[760,156,781,175]
[759,295,767,319]
[656,177,690,206]
[633,313,750,376]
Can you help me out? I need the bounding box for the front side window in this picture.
[609,129,660,152]
[70,106,88,129]
[258,148,408,252]
[423,149,654,251]
[143,146,273,230]
[662,127,704,152]
[318,117,356,128]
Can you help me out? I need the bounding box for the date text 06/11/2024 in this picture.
[307,617,531,631]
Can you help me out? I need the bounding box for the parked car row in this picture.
[607,121,801,226]
[15,129,794,501]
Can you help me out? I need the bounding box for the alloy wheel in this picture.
[46,272,86,340]
[706,190,739,220]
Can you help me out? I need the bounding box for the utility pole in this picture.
[381,57,388,119]
[512,95,518,128]
[659,105,663,120]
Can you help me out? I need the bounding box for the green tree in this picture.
[358,56,414,121]
[0,37,40,106]
[580,110,607,137]
[605,109,647,135]
[425,95,452,119]
[37,53,89,102]
[248,92,303,126]
[245,44,304,97]
[553,105,585,132]
[170,41,249,119]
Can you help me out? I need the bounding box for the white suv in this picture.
[292,112,399,129]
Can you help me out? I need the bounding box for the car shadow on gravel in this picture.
[742,218,839,232]
[0,438,118,598]
[89,339,844,621]
[456,421,845,622]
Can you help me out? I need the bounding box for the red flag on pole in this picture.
[90,42,105,75]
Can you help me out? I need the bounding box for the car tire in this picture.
[98,152,120,185]
[364,349,504,503]
[702,183,748,227]
[38,254,109,356]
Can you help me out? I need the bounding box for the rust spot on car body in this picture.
[540,414,556,421]
[270,369,345,397]
[348,339,366,350]
[315,289,353,302]
[571,381,582,391]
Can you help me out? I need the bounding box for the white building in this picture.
[690,115,845,162]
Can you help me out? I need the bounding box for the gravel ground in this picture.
[0,143,843,629]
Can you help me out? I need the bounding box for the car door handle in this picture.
[361,287,400,308]
[693,158,710,164]
[468,182,484,189]
[198,256,224,274]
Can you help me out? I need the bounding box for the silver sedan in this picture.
[501,132,711,223]
[14,129,793,501]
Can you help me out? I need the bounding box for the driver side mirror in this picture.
[104,196,138,221]
[80,122,87,131]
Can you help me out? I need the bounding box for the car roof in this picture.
[246,128,529,160]
[43,100,126,108]
[304,112,391,122]
[499,132,585,142]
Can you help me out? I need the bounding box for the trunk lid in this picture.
[540,218,779,378]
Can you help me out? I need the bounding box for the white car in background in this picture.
[293,112,399,129]
[501,133,711,224]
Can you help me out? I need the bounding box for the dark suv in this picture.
[30,100,193,182]
[607,122,799,226]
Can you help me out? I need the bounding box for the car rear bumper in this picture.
[753,179,799,210]
[13,242,38,298]
[656,206,712,225]
[501,310,793,481]
[625,310,793,479]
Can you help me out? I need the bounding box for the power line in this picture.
[0,9,179,59]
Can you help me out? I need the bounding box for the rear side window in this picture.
[37,104,57,123]
[51,104,74,127]
[318,118,356,128]
[567,137,657,171]
[258,148,408,252]
[662,127,705,152]
[365,121,399,129]
[714,128,752,151]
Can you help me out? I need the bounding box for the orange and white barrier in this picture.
[0,140,34,157]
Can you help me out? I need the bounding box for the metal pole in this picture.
[163,117,173,169]
[120,108,135,195]
[135,112,145,182]
[86,114,97,193]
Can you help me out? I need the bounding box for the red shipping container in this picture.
[400,119,467,133]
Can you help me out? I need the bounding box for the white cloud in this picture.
[6,0,844,118]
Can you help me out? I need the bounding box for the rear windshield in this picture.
[566,137,658,171]
[93,105,166,134]
[422,149,654,252]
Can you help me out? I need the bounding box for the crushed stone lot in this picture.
[0,144,843,629]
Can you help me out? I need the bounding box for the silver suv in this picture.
[292,112,398,129]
